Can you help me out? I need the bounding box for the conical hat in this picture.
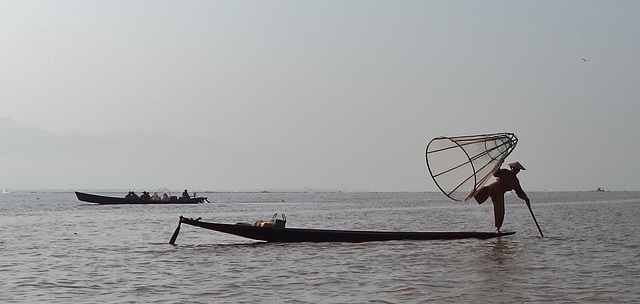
[508,162,526,170]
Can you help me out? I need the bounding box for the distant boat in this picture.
[169,216,516,244]
[2,189,9,194]
[595,188,605,192]
[75,191,207,205]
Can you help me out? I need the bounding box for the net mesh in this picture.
[426,133,518,202]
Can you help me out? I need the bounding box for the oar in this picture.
[527,204,544,237]
[169,216,183,244]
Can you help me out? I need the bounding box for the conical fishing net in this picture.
[426,133,518,202]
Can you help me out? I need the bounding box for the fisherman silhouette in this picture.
[473,162,530,232]
[181,189,190,200]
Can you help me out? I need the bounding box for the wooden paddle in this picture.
[527,203,544,237]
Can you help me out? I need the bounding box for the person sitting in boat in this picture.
[125,191,139,200]
[181,189,190,200]
[140,191,151,200]
[474,162,531,233]
[124,191,139,199]
[151,192,161,201]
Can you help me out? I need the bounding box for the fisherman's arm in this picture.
[514,184,531,207]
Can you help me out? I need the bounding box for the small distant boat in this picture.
[595,187,605,192]
[169,215,515,244]
[75,191,207,205]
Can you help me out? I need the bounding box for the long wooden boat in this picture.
[75,191,207,205]
[169,216,515,244]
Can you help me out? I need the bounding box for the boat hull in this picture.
[178,217,515,243]
[75,191,206,205]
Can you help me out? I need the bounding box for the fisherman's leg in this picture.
[474,187,490,204]
[491,195,505,232]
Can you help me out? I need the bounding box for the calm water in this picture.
[1,191,639,303]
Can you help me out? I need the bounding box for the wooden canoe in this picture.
[75,191,207,205]
[170,216,516,244]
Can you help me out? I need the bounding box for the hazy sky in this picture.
[1,1,639,192]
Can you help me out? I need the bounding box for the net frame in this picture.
[426,132,518,202]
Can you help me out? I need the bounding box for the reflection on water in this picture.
[1,191,639,303]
